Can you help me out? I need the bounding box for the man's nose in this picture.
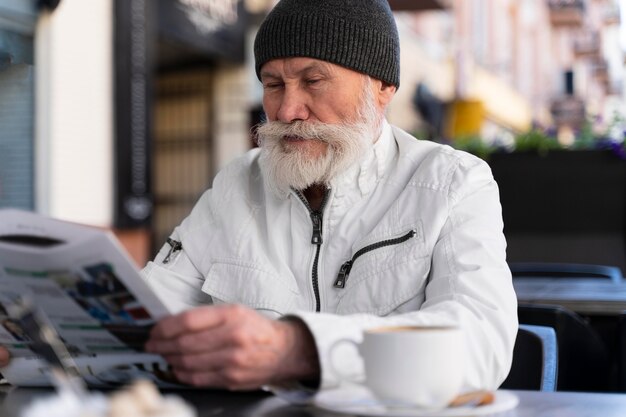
[276,88,309,123]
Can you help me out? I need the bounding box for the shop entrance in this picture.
[152,68,214,252]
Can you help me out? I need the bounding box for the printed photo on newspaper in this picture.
[0,209,183,388]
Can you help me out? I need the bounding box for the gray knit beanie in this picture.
[254,0,400,88]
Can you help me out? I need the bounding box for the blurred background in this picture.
[0,0,625,267]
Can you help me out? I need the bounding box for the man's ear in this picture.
[377,81,397,107]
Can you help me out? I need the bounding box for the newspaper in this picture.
[0,209,182,388]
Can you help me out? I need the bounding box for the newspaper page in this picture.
[0,209,183,388]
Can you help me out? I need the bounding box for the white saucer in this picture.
[314,385,519,417]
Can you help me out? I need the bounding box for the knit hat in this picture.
[254,0,400,88]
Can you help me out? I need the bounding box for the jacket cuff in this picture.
[284,312,366,390]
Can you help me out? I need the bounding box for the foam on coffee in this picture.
[368,325,457,333]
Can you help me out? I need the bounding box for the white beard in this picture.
[256,80,381,196]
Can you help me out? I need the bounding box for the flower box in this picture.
[487,150,626,272]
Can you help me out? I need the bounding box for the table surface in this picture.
[2,388,626,417]
[513,278,626,314]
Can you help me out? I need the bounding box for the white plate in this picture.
[314,385,519,417]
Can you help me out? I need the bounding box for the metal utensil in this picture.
[9,297,88,398]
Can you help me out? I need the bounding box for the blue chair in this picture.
[501,324,558,391]
[509,262,623,283]
[517,303,610,392]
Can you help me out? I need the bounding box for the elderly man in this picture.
[0,0,517,397]
[139,0,517,395]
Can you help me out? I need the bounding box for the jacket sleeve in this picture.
[140,193,214,314]
[291,155,518,392]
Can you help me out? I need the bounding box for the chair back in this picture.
[518,303,610,392]
[510,262,623,283]
[501,324,558,391]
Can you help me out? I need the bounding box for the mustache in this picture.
[255,120,353,146]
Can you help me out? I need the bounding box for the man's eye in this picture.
[306,79,321,85]
[264,83,283,89]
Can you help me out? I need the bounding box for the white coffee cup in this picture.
[329,325,465,409]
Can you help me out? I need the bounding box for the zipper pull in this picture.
[334,260,353,288]
[310,212,323,245]
[163,238,182,264]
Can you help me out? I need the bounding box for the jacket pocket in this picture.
[202,261,299,315]
[335,224,431,316]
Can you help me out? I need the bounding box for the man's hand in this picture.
[145,304,320,390]
[0,346,10,367]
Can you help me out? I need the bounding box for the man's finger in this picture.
[0,346,10,367]
[146,323,233,355]
[161,349,230,372]
[161,343,270,372]
[149,305,231,339]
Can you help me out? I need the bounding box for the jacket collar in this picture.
[330,119,395,198]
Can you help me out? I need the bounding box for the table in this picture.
[513,278,626,315]
[1,388,626,417]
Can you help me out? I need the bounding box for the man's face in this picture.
[257,57,394,194]
[260,57,375,158]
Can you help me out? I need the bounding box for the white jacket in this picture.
[142,121,518,392]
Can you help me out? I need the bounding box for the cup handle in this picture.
[327,338,361,384]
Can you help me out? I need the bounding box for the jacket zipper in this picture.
[294,188,330,312]
[333,229,417,289]
[163,238,182,264]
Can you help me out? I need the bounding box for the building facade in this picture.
[1,0,624,265]
[0,0,36,211]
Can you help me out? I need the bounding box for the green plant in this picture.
[513,130,562,155]
[571,119,596,150]
[422,116,626,161]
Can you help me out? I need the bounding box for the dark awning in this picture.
[158,0,248,63]
[388,0,452,11]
